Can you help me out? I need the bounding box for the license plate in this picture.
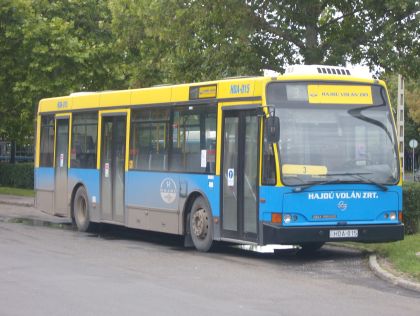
[329,229,358,238]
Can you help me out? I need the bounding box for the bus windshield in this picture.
[266,82,399,186]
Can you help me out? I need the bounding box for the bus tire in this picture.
[189,196,213,252]
[73,186,94,232]
[299,242,324,253]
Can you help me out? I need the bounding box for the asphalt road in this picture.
[0,206,419,316]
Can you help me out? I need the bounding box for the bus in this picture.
[35,65,404,252]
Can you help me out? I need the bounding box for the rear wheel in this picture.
[189,197,213,252]
[73,186,95,232]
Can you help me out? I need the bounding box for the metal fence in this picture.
[0,140,34,162]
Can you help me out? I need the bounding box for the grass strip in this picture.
[343,234,420,282]
[0,186,35,197]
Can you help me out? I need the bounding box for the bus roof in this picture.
[37,71,383,114]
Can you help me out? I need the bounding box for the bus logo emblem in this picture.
[337,201,347,211]
[160,178,177,204]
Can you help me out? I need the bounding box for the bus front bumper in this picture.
[262,223,404,244]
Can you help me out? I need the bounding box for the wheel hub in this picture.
[192,208,208,239]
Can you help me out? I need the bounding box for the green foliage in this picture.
[402,182,420,234]
[0,163,33,189]
[349,234,420,282]
[249,0,419,79]
[109,0,262,87]
[109,0,419,85]
[23,0,126,96]
[381,233,420,282]
[0,0,33,144]
[0,0,126,148]
[405,80,420,125]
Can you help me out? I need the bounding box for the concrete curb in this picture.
[369,254,420,293]
[0,199,34,207]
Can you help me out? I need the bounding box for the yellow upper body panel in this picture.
[37,74,382,114]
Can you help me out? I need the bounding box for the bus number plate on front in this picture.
[329,229,358,238]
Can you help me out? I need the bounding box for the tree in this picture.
[403,79,420,171]
[249,0,419,79]
[405,83,420,125]
[110,0,419,86]
[0,0,34,162]
[0,0,124,162]
[109,0,262,87]
[19,0,125,102]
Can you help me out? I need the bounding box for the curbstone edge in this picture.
[0,199,34,207]
[369,254,420,293]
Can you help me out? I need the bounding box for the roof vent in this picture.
[285,65,372,79]
[69,92,98,96]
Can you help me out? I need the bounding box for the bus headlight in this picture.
[284,214,292,224]
[389,212,397,220]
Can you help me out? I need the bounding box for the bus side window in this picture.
[170,106,216,174]
[70,112,98,169]
[130,109,169,171]
[205,112,216,173]
[130,106,216,174]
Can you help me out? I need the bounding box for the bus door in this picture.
[221,109,260,242]
[101,114,126,223]
[54,117,69,216]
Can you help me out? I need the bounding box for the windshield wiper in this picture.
[292,179,346,193]
[291,172,388,193]
[327,172,388,191]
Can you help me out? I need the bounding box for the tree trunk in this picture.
[302,2,323,64]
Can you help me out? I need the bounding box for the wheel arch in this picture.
[182,190,212,235]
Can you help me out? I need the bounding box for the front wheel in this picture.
[189,197,213,252]
[73,186,95,232]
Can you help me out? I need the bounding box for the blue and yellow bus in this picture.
[35,65,403,251]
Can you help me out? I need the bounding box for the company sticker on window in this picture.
[307,85,373,105]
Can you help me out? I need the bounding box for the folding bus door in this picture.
[54,117,69,216]
[221,109,260,242]
[100,114,126,223]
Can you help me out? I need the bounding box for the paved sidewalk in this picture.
[0,194,70,224]
[0,194,34,207]
[0,194,419,293]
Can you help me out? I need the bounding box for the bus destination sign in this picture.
[308,85,373,105]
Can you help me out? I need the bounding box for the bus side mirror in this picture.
[265,116,280,143]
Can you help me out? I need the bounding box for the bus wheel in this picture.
[189,197,213,252]
[299,242,324,253]
[73,186,94,232]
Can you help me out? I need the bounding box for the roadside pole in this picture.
[409,139,418,181]
[397,75,404,180]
